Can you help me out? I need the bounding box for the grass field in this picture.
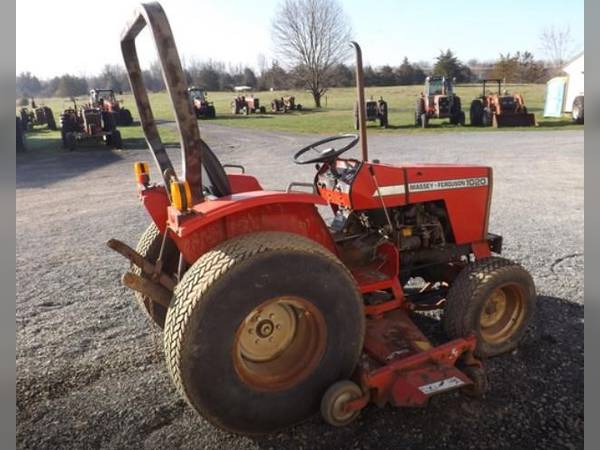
[19,83,580,152]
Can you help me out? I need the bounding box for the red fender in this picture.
[141,188,336,265]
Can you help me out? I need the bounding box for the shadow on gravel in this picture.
[17,149,125,189]
[251,295,583,450]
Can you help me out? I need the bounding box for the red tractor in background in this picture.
[60,99,123,150]
[231,95,266,114]
[469,79,536,127]
[187,86,216,119]
[354,96,389,129]
[111,2,536,435]
[89,89,134,126]
[416,76,465,128]
[19,98,57,131]
[271,95,302,113]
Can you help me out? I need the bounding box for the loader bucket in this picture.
[493,112,536,127]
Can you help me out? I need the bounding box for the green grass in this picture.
[19,83,580,152]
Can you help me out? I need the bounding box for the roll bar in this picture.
[350,42,369,162]
[121,2,204,203]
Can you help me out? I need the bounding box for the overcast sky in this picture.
[16,0,584,79]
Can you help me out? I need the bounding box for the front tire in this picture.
[164,232,365,434]
[443,257,536,358]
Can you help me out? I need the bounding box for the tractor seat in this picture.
[199,138,232,198]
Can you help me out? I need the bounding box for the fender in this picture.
[164,191,336,264]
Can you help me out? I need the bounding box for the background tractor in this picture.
[271,95,302,113]
[112,2,536,436]
[231,95,266,114]
[187,86,216,119]
[89,89,134,126]
[470,79,536,127]
[19,98,57,131]
[415,76,465,128]
[353,96,388,128]
[59,99,122,150]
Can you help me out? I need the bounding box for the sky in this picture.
[16,0,584,79]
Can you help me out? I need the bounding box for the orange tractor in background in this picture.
[231,95,266,114]
[187,86,216,119]
[89,89,134,126]
[469,79,536,127]
[416,76,465,128]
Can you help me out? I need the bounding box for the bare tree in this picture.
[539,25,574,68]
[272,0,352,107]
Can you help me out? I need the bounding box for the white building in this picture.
[562,52,584,113]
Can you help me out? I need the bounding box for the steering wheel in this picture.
[293,134,359,165]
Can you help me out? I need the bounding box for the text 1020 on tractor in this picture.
[110,2,536,435]
[416,76,465,128]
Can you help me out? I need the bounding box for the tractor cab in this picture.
[90,89,117,108]
[187,86,207,103]
[187,86,216,119]
[424,75,453,97]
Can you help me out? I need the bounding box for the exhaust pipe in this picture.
[350,41,369,162]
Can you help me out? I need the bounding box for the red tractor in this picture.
[112,3,536,435]
[89,89,134,126]
[60,99,123,151]
[469,79,536,127]
[19,98,57,131]
[416,76,465,128]
[231,95,266,114]
[187,86,216,119]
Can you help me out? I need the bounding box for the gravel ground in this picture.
[16,126,584,449]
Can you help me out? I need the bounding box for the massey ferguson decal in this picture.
[409,177,489,193]
[374,177,489,197]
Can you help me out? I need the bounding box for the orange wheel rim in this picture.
[233,296,327,391]
[479,283,526,344]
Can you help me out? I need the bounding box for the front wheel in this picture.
[163,232,365,434]
[443,257,536,358]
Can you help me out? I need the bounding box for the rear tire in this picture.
[111,130,123,149]
[470,100,483,126]
[163,232,365,434]
[482,108,493,127]
[132,223,179,328]
[44,107,57,130]
[119,109,134,126]
[65,132,76,151]
[443,257,536,358]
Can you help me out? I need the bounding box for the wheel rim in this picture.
[479,283,526,343]
[233,296,327,391]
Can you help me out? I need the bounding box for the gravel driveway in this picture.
[16,126,584,449]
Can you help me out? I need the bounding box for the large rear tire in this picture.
[132,223,179,328]
[44,107,57,130]
[164,232,365,434]
[470,100,484,126]
[443,257,536,358]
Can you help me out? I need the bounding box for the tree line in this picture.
[16,49,558,102]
